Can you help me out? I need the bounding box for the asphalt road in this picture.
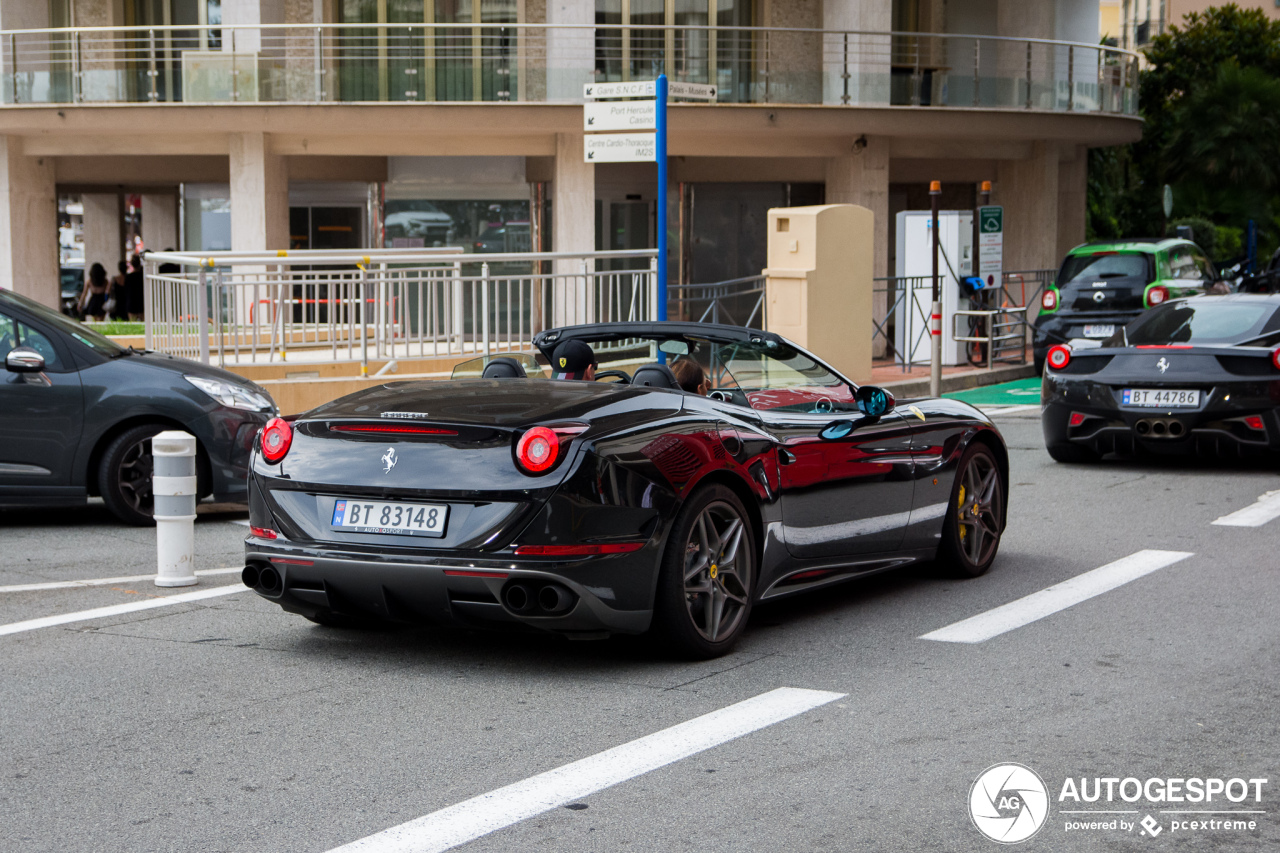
[2,409,1278,852]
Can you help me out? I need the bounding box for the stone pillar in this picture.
[1057,146,1087,259]
[822,0,892,105]
[545,0,593,101]
[229,132,289,252]
[826,136,889,354]
[82,192,123,274]
[552,132,594,325]
[995,142,1059,273]
[0,137,58,308]
[141,194,179,254]
[997,0,1055,39]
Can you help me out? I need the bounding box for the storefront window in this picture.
[383,200,530,253]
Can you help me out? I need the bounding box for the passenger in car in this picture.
[551,340,597,380]
[671,359,710,396]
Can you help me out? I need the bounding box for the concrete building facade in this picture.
[0,0,1141,309]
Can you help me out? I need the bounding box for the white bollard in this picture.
[152,430,199,587]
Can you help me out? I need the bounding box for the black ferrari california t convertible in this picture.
[1042,293,1280,461]
[243,322,1009,657]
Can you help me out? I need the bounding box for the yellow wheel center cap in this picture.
[709,564,718,579]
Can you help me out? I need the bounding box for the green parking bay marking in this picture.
[943,377,1040,407]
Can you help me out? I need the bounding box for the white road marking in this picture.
[326,687,846,853]
[1211,490,1280,528]
[920,549,1194,644]
[0,584,248,638]
[0,567,241,594]
[977,404,1041,415]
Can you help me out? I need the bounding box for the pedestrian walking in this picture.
[109,260,128,321]
[125,253,145,320]
[80,262,110,321]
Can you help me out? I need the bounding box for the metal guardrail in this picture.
[670,275,765,328]
[873,269,1054,369]
[1,23,1138,115]
[143,248,657,370]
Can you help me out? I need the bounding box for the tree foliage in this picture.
[1090,5,1280,245]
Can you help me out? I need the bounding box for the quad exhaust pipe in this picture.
[501,581,576,615]
[1135,418,1186,439]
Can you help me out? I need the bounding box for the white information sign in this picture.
[977,204,1004,282]
[667,82,717,101]
[584,81,656,99]
[584,100,657,132]
[584,133,657,163]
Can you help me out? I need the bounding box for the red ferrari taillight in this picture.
[1146,285,1170,307]
[1046,345,1072,371]
[261,417,292,463]
[515,426,559,473]
[1068,412,1087,427]
[513,542,645,556]
[1041,289,1058,311]
[1272,347,1280,370]
[1244,415,1266,431]
[249,526,278,540]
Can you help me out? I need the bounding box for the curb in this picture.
[878,362,1038,398]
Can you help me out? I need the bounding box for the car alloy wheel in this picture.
[652,484,755,658]
[941,444,1004,578]
[98,424,166,526]
[682,500,752,644]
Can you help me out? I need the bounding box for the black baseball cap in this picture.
[551,340,597,379]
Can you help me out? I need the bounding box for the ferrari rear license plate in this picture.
[1121,389,1200,408]
[331,499,448,537]
[1083,324,1115,338]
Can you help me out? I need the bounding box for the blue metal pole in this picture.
[656,73,668,322]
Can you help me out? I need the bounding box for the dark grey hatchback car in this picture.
[0,289,277,524]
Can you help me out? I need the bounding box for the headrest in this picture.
[631,363,679,390]
[481,357,527,379]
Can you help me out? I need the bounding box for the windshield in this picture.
[0,290,126,357]
[450,352,546,379]
[1117,301,1278,346]
[566,334,855,413]
[1059,252,1152,286]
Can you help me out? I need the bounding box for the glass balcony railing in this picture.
[0,24,1139,115]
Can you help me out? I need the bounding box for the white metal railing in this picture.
[670,275,766,328]
[1,23,1139,115]
[144,248,658,370]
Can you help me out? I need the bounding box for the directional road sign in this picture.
[667,82,716,101]
[584,100,657,132]
[584,132,657,163]
[584,81,656,99]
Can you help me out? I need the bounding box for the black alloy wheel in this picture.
[652,484,755,659]
[939,443,1005,578]
[98,425,165,526]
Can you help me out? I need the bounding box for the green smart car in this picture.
[1032,238,1219,373]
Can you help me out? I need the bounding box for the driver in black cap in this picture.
[551,339,597,380]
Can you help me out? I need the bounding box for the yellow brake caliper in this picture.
[957,484,967,541]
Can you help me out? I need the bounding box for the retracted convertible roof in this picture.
[533,321,783,361]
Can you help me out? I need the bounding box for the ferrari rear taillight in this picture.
[1046,345,1072,371]
[249,526,278,540]
[1041,289,1058,311]
[261,417,292,463]
[1145,285,1170,307]
[516,426,559,473]
[1272,347,1280,370]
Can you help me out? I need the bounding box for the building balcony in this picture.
[1,23,1138,116]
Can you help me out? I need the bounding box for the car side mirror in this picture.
[5,346,44,374]
[855,385,894,418]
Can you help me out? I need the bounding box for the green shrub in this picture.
[1214,226,1243,261]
